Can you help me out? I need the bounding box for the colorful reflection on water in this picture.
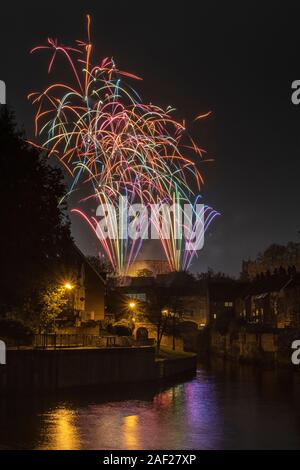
[1,360,300,449]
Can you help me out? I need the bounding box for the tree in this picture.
[21,280,71,332]
[146,281,185,353]
[137,268,154,277]
[197,268,234,281]
[86,255,113,276]
[37,284,69,332]
[147,296,169,353]
[0,107,73,316]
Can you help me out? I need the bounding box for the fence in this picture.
[33,334,101,349]
[3,334,156,350]
[33,334,142,349]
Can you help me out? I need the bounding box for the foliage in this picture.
[86,255,114,276]
[145,287,182,352]
[0,106,73,316]
[0,319,33,344]
[197,268,234,281]
[112,319,134,336]
[39,285,69,331]
[136,268,154,277]
[21,282,69,332]
[257,242,300,266]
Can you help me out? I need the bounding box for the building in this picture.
[176,284,209,326]
[207,280,244,324]
[236,268,300,328]
[279,272,300,328]
[62,246,106,324]
[121,276,157,303]
[79,257,106,322]
[119,273,209,327]
[126,259,171,277]
[242,242,300,280]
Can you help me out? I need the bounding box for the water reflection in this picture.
[123,415,139,448]
[39,408,80,450]
[1,360,300,449]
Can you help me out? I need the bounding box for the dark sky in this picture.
[1,1,300,276]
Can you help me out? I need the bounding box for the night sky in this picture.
[1,1,300,276]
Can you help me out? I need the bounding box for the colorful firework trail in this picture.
[28,15,219,275]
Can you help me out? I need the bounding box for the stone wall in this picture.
[160,334,184,352]
[209,329,298,366]
[0,347,157,392]
[161,355,197,378]
[0,346,197,393]
[55,326,101,335]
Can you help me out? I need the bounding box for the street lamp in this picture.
[64,282,74,290]
[129,301,136,323]
[63,281,76,327]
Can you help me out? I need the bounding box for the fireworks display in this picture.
[29,15,219,275]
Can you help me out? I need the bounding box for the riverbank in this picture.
[209,328,299,367]
[0,346,197,393]
[184,326,300,368]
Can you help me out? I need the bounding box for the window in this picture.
[224,301,233,307]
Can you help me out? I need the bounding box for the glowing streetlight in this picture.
[64,282,74,290]
[128,301,137,323]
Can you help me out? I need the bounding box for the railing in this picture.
[33,334,140,349]
[4,334,157,350]
[34,334,102,349]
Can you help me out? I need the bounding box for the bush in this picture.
[0,319,33,345]
[112,319,133,336]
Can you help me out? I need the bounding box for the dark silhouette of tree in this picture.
[146,290,171,353]
[145,273,193,352]
[197,268,234,281]
[86,255,113,276]
[0,107,73,316]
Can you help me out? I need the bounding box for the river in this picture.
[1,359,300,449]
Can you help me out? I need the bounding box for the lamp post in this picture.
[64,282,74,291]
[129,301,136,322]
[63,281,75,327]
